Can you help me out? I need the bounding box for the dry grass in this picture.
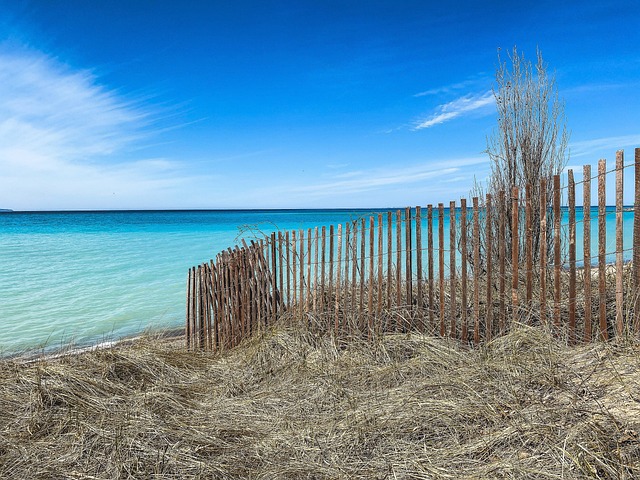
[1,324,639,479]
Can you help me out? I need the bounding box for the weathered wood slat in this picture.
[449,200,457,338]
[568,170,576,344]
[438,203,445,336]
[511,186,519,331]
[387,212,393,311]
[525,184,533,303]
[553,175,561,330]
[598,159,607,340]
[472,197,480,344]
[416,206,423,324]
[405,207,412,311]
[540,178,548,326]
[460,199,468,342]
[377,214,383,317]
[615,151,624,336]
[335,223,342,334]
[396,210,402,310]
[428,205,434,331]
[583,165,592,342]
[485,194,493,341]
[498,191,505,332]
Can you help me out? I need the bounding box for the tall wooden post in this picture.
[449,201,457,338]
[615,151,624,337]
[485,194,493,341]
[568,170,576,344]
[511,187,519,330]
[598,159,608,340]
[427,205,435,331]
[438,203,445,336]
[472,197,480,344]
[416,206,423,321]
[635,148,640,335]
[583,165,592,342]
[553,175,561,330]
[460,199,468,342]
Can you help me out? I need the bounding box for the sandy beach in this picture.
[1,323,638,478]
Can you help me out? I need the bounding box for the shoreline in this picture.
[4,326,184,364]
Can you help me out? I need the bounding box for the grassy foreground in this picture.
[0,324,639,479]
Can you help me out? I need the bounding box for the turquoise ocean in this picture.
[0,208,634,354]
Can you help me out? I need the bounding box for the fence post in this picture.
[634,148,640,335]
[186,267,192,349]
[525,184,533,303]
[320,227,326,312]
[335,224,342,335]
[351,221,358,332]
[278,232,284,311]
[405,207,413,310]
[328,225,335,326]
[344,223,351,319]
[286,231,291,310]
[583,165,592,342]
[472,197,480,344]
[598,159,608,340]
[299,230,305,319]
[396,210,402,309]
[368,216,375,321]
[359,218,365,325]
[511,186,519,331]
[237,253,246,339]
[377,214,384,318]
[387,212,393,311]
[460,199,468,342]
[427,205,435,331]
[438,203,445,336]
[553,175,561,331]
[568,170,576,344]
[313,227,319,312]
[449,200,457,338]
[485,194,493,341]
[369,216,375,335]
[498,191,505,332]
[272,233,278,317]
[307,228,313,315]
[615,151,624,337]
[540,178,547,326]
[212,261,221,351]
[416,206,423,322]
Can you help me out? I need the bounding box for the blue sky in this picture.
[0,0,639,210]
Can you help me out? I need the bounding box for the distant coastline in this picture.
[0,209,13,213]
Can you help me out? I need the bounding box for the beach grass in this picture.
[0,321,639,479]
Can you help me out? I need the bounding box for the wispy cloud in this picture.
[0,46,205,210]
[413,91,494,130]
[414,74,489,97]
[291,157,486,198]
[569,134,640,158]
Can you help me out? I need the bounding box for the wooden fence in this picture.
[186,148,640,350]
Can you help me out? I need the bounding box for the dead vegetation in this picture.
[1,322,639,479]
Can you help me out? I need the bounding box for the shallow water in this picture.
[0,209,380,352]
[0,208,634,353]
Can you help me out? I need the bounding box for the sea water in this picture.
[0,209,380,353]
[0,208,634,353]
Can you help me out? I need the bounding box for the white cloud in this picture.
[414,74,489,97]
[290,157,486,198]
[414,80,477,97]
[569,134,640,158]
[413,91,494,130]
[0,46,221,210]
